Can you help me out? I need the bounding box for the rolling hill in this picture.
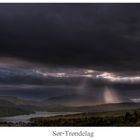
[0,95,140,117]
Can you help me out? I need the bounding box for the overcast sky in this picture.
[0,4,140,103]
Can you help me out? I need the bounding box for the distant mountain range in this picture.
[43,94,101,106]
[0,95,139,117]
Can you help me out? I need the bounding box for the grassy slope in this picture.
[30,109,140,126]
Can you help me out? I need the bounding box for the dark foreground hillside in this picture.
[29,110,140,126]
[0,109,140,126]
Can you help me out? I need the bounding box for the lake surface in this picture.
[0,111,69,123]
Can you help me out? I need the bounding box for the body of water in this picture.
[0,111,69,123]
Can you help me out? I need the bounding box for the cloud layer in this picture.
[0,4,139,102]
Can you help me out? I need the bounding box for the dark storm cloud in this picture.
[0,4,140,72]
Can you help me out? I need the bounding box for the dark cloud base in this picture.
[0,4,139,103]
[0,4,140,71]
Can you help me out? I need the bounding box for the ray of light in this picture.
[103,87,121,104]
